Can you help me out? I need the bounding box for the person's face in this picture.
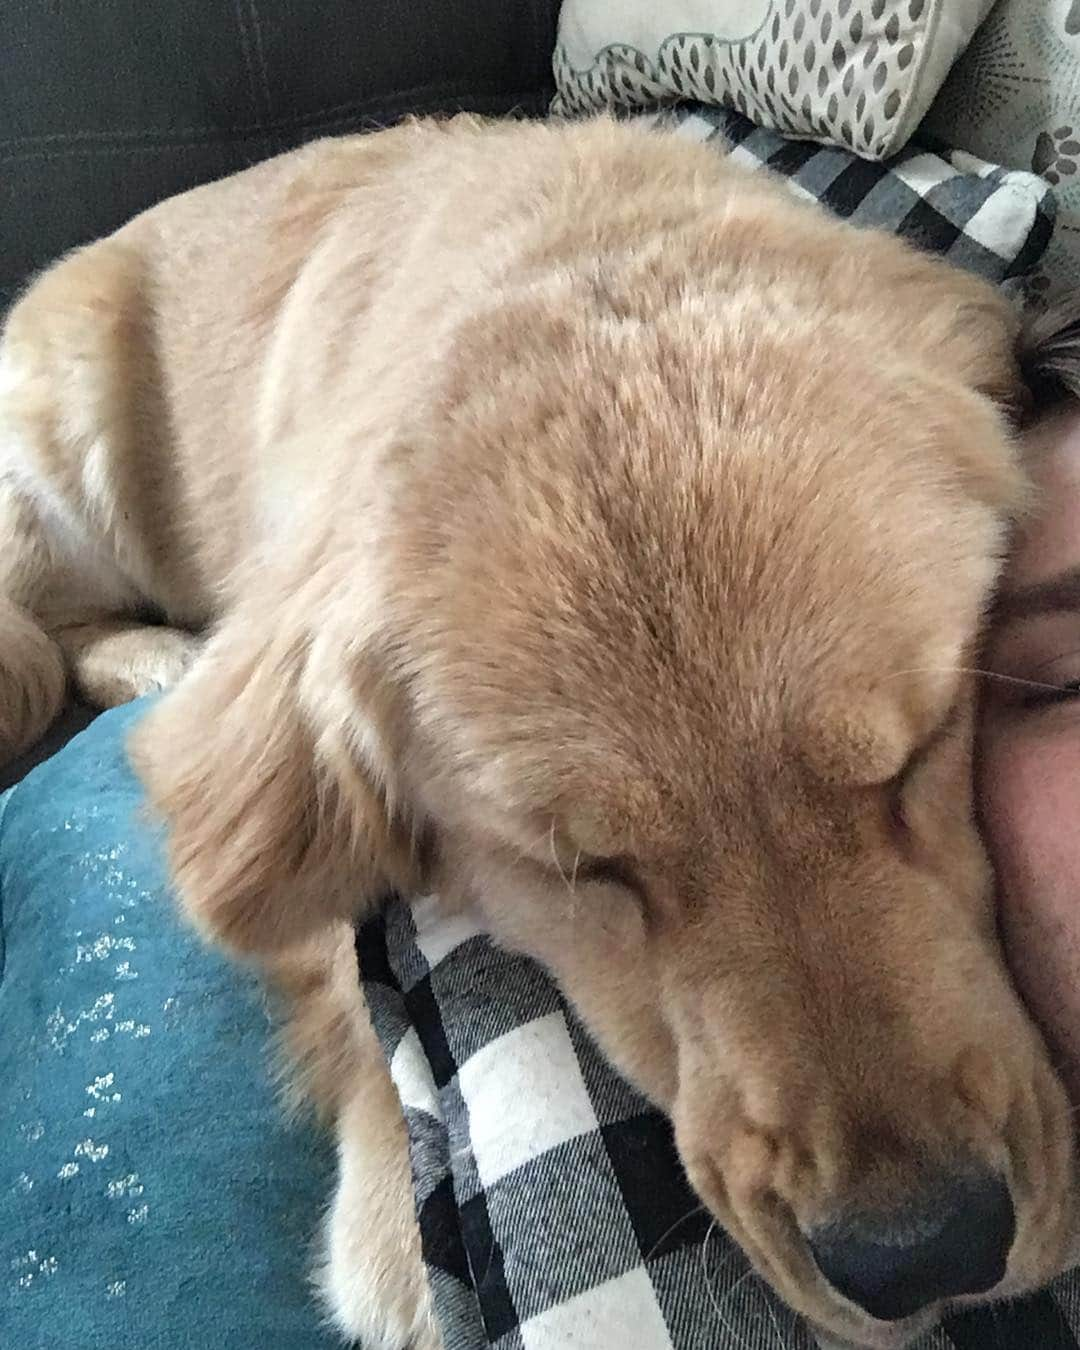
[980,403,1080,1108]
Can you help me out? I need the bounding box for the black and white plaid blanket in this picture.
[358,899,1080,1350]
[630,105,1055,288]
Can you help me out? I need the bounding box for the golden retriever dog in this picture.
[0,115,1074,1349]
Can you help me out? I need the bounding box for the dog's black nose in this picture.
[807,1173,1015,1322]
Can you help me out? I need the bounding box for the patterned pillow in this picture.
[922,0,1080,302]
[553,0,995,161]
[634,104,1056,285]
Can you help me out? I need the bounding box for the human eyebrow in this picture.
[993,564,1080,624]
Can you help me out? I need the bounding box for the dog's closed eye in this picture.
[574,853,645,899]
[885,776,912,847]
[878,701,964,851]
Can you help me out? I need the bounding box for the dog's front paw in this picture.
[317,1085,443,1350]
[63,622,203,708]
[318,1167,441,1350]
[320,1226,440,1349]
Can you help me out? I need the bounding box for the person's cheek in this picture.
[980,721,1080,1104]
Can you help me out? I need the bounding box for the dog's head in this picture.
[133,210,1073,1346]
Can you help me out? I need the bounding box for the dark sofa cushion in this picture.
[0,0,560,312]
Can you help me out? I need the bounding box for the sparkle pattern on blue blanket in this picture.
[0,703,340,1350]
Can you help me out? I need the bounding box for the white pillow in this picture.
[553,0,995,161]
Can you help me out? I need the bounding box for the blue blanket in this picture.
[0,701,340,1350]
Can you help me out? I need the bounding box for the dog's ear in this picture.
[932,284,1080,422]
[130,611,416,957]
[873,255,1026,415]
[933,281,1027,414]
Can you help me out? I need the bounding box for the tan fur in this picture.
[265,930,440,1349]
[0,115,1071,1348]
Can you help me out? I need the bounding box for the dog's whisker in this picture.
[714,1273,759,1341]
[507,835,543,868]
[566,848,583,922]
[548,816,584,908]
[644,1203,707,1260]
[701,1246,741,1341]
[548,818,566,884]
[882,664,1073,696]
[760,1286,787,1350]
[700,1222,756,1350]
[511,825,568,869]
[702,1224,744,1283]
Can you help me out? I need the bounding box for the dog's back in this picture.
[0,115,1025,762]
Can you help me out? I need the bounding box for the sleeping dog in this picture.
[0,115,1073,1348]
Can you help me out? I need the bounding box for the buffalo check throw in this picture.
[627,105,1056,288]
[358,898,1080,1350]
